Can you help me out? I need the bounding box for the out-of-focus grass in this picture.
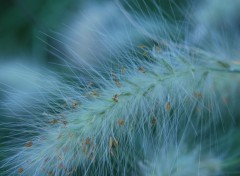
[0,0,80,64]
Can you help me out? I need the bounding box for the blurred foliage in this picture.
[0,0,191,65]
[0,0,80,63]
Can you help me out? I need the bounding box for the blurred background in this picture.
[0,0,187,65]
[0,0,82,65]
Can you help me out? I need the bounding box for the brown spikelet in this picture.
[112,94,119,102]
[194,92,202,99]
[25,141,33,148]
[138,67,146,73]
[165,102,171,112]
[18,167,24,173]
[117,119,125,126]
[151,116,157,125]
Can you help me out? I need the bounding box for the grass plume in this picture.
[1,0,240,175]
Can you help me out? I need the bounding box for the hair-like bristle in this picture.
[1,1,240,176]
